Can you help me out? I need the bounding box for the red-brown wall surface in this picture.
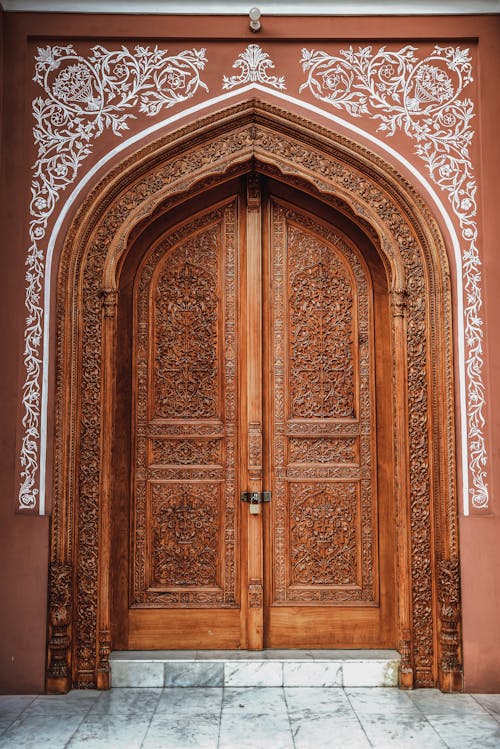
[0,11,499,693]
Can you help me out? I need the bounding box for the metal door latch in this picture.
[240,491,271,514]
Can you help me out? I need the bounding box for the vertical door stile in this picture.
[245,172,264,649]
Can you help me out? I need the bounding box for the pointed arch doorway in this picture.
[112,173,395,652]
[47,101,462,693]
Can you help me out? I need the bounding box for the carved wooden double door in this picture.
[120,175,396,650]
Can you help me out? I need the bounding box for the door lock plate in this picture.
[240,491,271,505]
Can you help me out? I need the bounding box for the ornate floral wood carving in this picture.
[153,231,219,419]
[290,483,358,586]
[150,483,220,587]
[290,438,358,464]
[151,439,221,465]
[50,102,461,691]
[288,226,355,419]
[132,202,239,609]
[270,203,375,605]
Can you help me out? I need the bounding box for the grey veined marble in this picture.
[1,685,500,749]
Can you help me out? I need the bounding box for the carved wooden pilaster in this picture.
[248,421,263,482]
[438,558,463,692]
[245,172,264,649]
[398,632,414,690]
[391,284,414,689]
[97,629,111,689]
[97,286,118,688]
[46,562,72,694]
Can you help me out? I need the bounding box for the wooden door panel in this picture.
[123,181,395,651]
[129,199,242,648]
[264,199,391,647]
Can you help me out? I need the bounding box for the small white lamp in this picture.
[249,7,262,32]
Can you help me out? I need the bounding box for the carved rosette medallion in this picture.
[270,202,376,605]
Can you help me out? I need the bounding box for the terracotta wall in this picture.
[0,11,499,693]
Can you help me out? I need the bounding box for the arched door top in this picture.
[47,101,461,694]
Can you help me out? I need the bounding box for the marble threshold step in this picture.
[110,649,401,688]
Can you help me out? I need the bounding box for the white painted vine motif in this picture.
[300,44,487,509]
[20,44,209,509]
[223,45,286,91]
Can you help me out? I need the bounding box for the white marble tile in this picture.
[222,686,287,714]
[285,686,353,717]
[24,693,99,716]
[474,694,500,722]
[143,711,220,748]
[283,661,343,687]
[0,695,36,727]
[156,687,223,716]
[67,712,152,749]
[346,686,417,714]
[164,661,223,687]
[0,713,84,748]
[0,695,36,715]
[91,687,162,715]
[357,713,447,748]
[144,687,222,749]
[220,689,293,749]
[219,713,294,749]
[0,719,14,736]
[409,688,488,716]
[293,717,371,749]
[342,659,399,687]
[426,714,500,749]
[224,661,283,687]
[285,687,370,748]
[111,660,164,687]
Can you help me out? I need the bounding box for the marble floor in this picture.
[0,687,499,749]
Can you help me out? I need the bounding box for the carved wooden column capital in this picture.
[99,288,119,318]
[390,287,408,318]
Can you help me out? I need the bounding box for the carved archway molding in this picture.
[47,99,462,693]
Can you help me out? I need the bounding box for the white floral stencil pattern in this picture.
[300,44,487,509]
[223,45,286,90]
[20,44,209,510]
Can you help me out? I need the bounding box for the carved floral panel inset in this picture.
[153,230,219,419]
[290,482,359,586]
[288,226,355,419]
[150,482,220,588]
[299,44,486,509]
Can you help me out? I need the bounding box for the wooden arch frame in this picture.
[47,99,462,693]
